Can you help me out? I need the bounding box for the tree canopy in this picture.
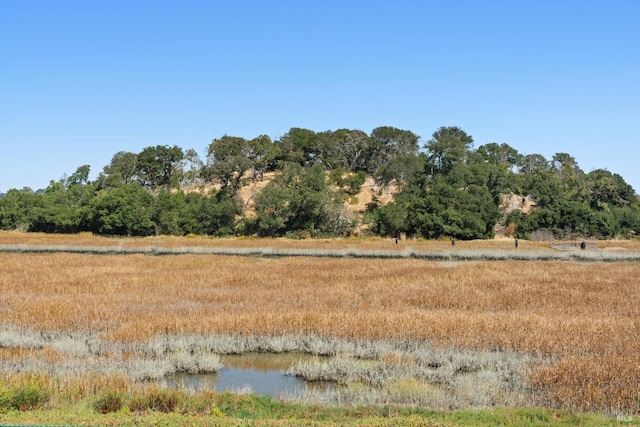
[1,127,638,240]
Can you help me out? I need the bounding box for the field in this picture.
[1,232,639,425]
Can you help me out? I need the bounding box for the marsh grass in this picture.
[0,325,224,384]
[3,242,640,262]
[0,234,639,414]
[3,230,639,251]
[284,342,532,408]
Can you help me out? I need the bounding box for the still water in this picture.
[165,352,333,398]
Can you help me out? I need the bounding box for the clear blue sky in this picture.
[1,0,639,193]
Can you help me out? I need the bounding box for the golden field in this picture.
[3,230,640,251]
[1,232,639,414]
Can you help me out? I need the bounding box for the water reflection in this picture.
[165,352,334,398]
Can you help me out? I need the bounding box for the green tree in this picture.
[580,169,636,209]
[27,168,96,234]
[313,130,342,170]
[153,189,187,236]
[520,170,563,209]
[275,128,319,167]
[365,200,407,237]
[476,142,523,194]
[398,164,499,240]
[551,152,583,197]
[180,149,204,186]
[198,191,240,236]
[98,151,138,189]
[330,168,367,196]
[425,126,473,174]
[248,135,279,175]
[612,201,640,238]
[0,188,37,230]
[368,126,420,184]
[65,165,91,187]
[253,164,352,237]
[519,154,549,175]
[205,135,252,192]
[87,185,155,236]
[326,129,371,171]
[477,143,522,169]
[136,145,184,190]
[29,181,77,233]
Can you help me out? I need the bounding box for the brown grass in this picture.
[7,230,640,251]
[1,233,639,413]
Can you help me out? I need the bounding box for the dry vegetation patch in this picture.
[0,244,639,413]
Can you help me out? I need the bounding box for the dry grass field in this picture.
[1,232,639,415]
[7,230,640,251]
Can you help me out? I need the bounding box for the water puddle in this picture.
[164,352,334,398]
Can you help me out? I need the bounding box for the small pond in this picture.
[164,352,334,398]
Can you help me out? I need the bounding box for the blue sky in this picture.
[1,0,639,193]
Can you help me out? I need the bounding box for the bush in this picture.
[0,385,16,413]
[13,385,50,410]
[93,391,124,414]
[179,391,217,415]
[130,388,183,413]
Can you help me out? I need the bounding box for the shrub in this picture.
[13,385,50,410]
[179,391,217,415]
[0,385,16,413]
[93,391,124,414]
[129,387,183,413]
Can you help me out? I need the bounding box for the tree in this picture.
[368,126,420,184]
[136,145,184,190]
[252,163,352,237]
[335,129,371,172]
[196,191,239,236]
[551,152,583,196]
[425,126,473,174]
[520,169,562,208]
[149,190,236,236]
[66,165,91,187]
[29,181,77,233]
[309,129,372,172]
[519,154,549,175]
[153,189,187,236]
[396,163,499,240]
[248,135,279,174]
[180,148,204,186]
[0,188,37,230]
[477,143,521,169]
[474,143,522,195]
[275,128,318,166]
[204,135,252,192]
[330,168,367,196]
[100,151,138,188]
[612,201,640,238]
[308,130,340,170]
[365,200,407,237]
[580,169,636,209]
[87,185,155,236]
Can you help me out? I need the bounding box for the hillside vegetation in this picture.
[1,126,638,240]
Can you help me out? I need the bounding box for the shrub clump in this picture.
[129,387,183,413]
[12,385,50,411]
[93,391,124,414]
[0,385,16,413]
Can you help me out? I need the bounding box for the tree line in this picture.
[1,126,638,240]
